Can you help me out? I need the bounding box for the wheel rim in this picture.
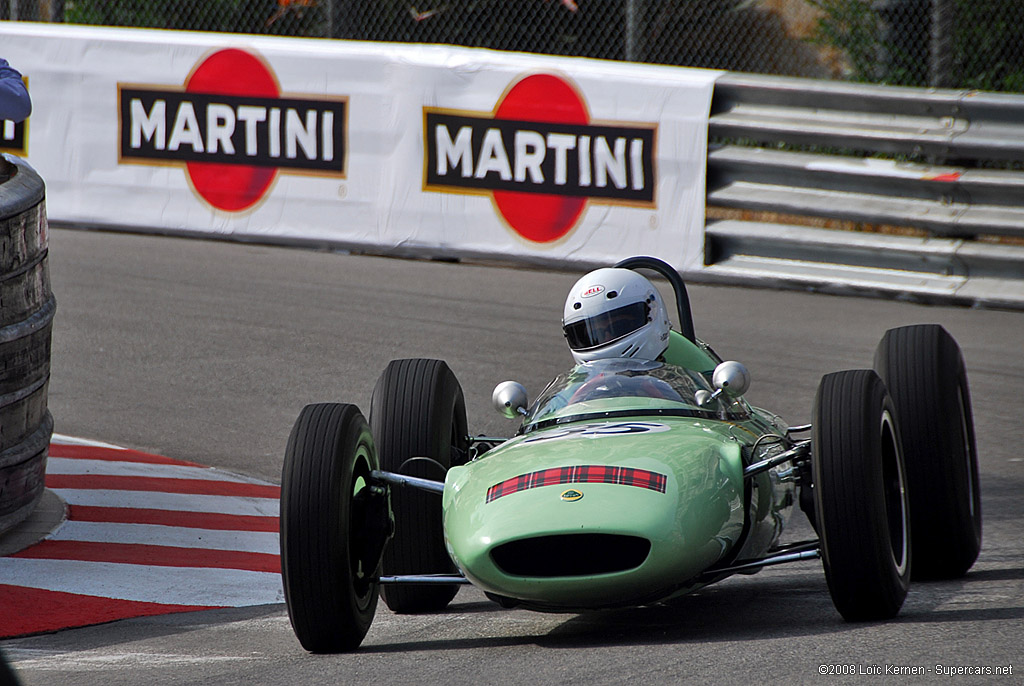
[348,448,376,610]
[880,410,909,576]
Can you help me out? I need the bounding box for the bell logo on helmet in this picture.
[581,285,605,298]
[423,73,657,244]
[118,48,348,212]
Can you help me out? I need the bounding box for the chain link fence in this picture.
[2,0,1023,91]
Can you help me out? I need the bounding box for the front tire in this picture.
[874,324,981,579]
[813,370,910,621]
[280,403,385,652]
[370,359,469,613]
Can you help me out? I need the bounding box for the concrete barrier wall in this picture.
[0,153,55,535]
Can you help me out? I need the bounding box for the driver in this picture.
[562,267,671,364]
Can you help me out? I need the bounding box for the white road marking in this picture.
[51,434,127,449]
[0,558,284,606]
[6,647,259,670]
[2,436,287,635]
[46,457,268,484]
[49,489,280,516]
[47,521,279,554]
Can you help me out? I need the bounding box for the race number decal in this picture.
[523,421,670,444]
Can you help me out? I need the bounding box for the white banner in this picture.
[0,23,721,271]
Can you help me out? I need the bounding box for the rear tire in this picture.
[874,324,981,579]
[370,359,468,613]
[280,403,384,652]
[813,370,910,621]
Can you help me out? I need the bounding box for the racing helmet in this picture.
[562,267,671,364]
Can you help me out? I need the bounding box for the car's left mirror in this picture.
[696,361,751,407]
[492,381,528,419]
[713,361,751,398]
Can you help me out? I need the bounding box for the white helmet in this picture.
[562,267,671,364]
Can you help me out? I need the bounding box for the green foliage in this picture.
[953,1,1024,92]
[57,0,1024,91]
[62,0,764,65]
[806,0,883,82]
[808,0,1024,92]
[355,0,600,58]
[65,0,326,37]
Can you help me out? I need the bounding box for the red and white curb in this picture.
[0,435,282,638]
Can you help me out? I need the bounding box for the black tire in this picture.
[874,324,981,579]
[370,359,468,613]
[280,403,386,652]
[813,370,910,621]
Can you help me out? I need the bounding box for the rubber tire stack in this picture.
[0,154,55,535]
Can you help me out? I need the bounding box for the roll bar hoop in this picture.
[613,256,696,343]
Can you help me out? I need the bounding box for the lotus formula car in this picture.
[279,256,982,652]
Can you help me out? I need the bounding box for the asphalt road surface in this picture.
[4,228,1022,685]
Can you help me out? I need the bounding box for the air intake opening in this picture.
[491,534,651,577]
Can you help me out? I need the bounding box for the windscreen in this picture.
[522,358,734,430]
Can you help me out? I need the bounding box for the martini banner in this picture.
[0,23,721,272]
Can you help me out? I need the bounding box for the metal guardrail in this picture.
[702,73,1024,310]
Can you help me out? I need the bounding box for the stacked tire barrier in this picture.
[0,153,55,535]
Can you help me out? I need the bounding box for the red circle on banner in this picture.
[493,74,589,243]
[185,49,280,212]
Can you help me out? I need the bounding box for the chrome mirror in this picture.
[492,381,528,419]
[713,361,750,398]
[696,361,750,407]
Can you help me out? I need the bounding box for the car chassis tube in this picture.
[743,441,810,478]
[371,468,444,494]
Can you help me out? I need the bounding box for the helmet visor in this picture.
[563,301,650,351]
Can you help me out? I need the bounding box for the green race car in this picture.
[279,257,982,652]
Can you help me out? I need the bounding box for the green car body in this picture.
[442,333,797,610]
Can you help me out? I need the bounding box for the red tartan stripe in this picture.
[486,465,667,502]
